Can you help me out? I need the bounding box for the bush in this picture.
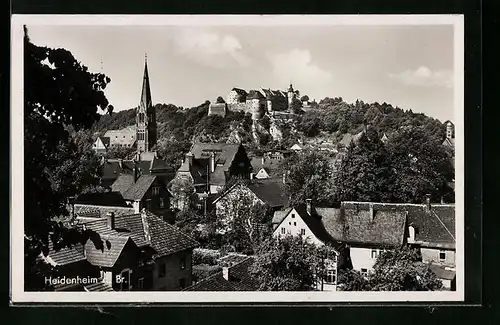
[192,248,221,265]
[192,264,223,281]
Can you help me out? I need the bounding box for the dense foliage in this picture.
[279,150,337,207]
[250,235,336,291]
[24,27,112,289]
[338,247,443,291]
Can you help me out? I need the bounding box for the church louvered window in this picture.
[138,113,145,123]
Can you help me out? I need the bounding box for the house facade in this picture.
[42,208,199,292]
[213,179,288,233]
[92,136,110,155]
[172,143,252,195]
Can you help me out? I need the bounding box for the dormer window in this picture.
[152,187,160,196]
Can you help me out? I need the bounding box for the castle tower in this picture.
[445,121,454,139]
[287,83,295,108]
[136,54,157,153]
[266,92,273,115]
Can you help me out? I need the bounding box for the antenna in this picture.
[145,52,147,63]
[100,56,103,72]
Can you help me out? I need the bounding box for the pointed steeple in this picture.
[140,53,152,109]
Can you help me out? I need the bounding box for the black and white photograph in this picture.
[10,15,464,303]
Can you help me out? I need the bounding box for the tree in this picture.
[250,235,332,291]
[335,129,396,202]
[216,96,225,104]
[169,176,197,212]
[279,150,336,207]
[338,247,443,291]
[386,127,454,203]
[290,98,304,114]
[24,27,112,289]
[217,184,271,254]
[300,95,309,102]
[104,145,136,159]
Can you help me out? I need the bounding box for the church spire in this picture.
[140,53,152,109]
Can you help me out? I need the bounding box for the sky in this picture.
[27,23,456,122]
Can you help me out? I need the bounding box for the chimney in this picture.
[141,210,151,242]
[209,152,215,173]
[250,173,254,180]
[106,212,115,230]
[425,194,431,212]
[261,156,265,165]
[186,152,194,166]
[222,266,230,281]
[369,203,374,222]
[306,199,313,216]
[408,225,415,243]
[119,159,123,170]
[282,172,286,185]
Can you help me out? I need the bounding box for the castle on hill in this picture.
[208,84,312,120]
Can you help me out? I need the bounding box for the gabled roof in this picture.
[84,235,133,268]
[443,138,455,147]
[250,157,281,175]
[111,174,135,195]
[99,136,110,147]
[231,88,248,96]
[247,90,265,100]
[74,204,136,219]
[122,175,157,201]
[141,210,199,257]
[213,179,288,208]
[190,143,241,172]
[43,243,87,266]
[82,211,199,258]
[247,180,288,208]
[320,204,407,248]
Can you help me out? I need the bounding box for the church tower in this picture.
[136,54,157,154]
[287,83,295,108]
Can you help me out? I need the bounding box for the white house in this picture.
[272,199,340,291]
[93,136,110,155]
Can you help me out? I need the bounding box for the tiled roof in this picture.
[122,175,157,201]
[111,174,135,195]
[74,204,135,219]
[231,88,248,96]
[84,235,133,268]
[82,211,198,258]
[45,244,86,266]
[190,143,241,172]
[84,281,114,291]
[250,157,281,175]
[142,211,199,258]
[442,138,455,147]
[183,256,257,291]
[247,179,288,208]
[320,204,408,247]
[247,90,265,100]
[272,208,292,225]
[183,272,240,291]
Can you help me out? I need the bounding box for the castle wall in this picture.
[227,103,252,114]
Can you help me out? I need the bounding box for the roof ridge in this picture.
[430,209,455,241]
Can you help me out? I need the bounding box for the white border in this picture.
[10,14,465,304]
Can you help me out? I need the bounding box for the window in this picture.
[180,257,186,270]
[289,222,291,225]
[360,268,368,276]
[152,187,160,196]
[291,214,295,218]
[137,277,144,290]
[293,222,297,226]
[179,278,186,289]
[300,229,305,236]
[371,249,378,259]
[158,263,166,278]
[324,269,336,284]
[159,197,165,209]
[281,227,285,234]
[139,113,145,123]
[439,250,446,261]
